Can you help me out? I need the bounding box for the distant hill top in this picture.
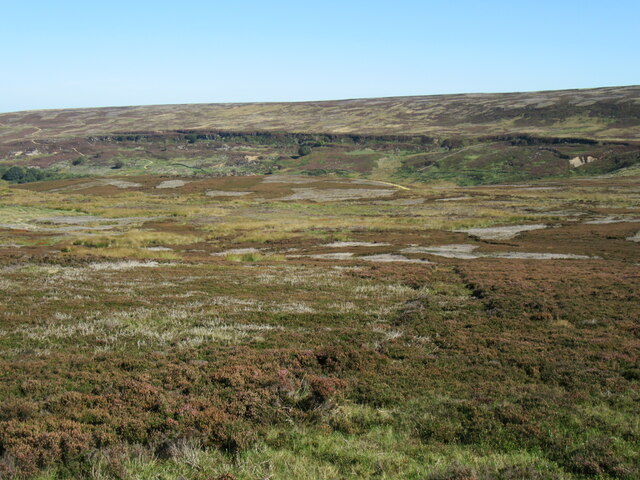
[1,86,639,143]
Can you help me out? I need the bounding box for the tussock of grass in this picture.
[34,425,573,480]
[68,245,180,260]
[72,230,200,249]
[225,252,286,262]
[234,231,306,243]
[0,204,78,223]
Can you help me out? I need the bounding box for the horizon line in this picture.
[1,84,637,116]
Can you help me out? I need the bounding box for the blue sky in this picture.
[1,0,638,112]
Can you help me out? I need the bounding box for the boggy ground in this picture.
[0,174,638,479]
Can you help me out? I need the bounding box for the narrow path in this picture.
[375,180,411,191]
[27,126,42,138]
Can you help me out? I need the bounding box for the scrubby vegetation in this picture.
[2,86,639,187]
[1,131,637,186]
[0,166,56,183]
[1,86,638,140]
[0,172,638,479]
[0,86,638,478]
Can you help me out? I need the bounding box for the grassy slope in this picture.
[1,86,639,142]
[1,86,639,187]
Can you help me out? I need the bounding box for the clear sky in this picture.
[2,0,638,113]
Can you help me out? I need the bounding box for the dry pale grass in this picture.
[3,85,636,140]
[67,246,180,260]
[73,229,202,248]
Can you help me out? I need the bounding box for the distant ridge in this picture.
[1,86,639,143]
